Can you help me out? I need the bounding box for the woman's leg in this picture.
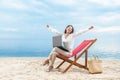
[48,47,72,66]
[43,47,58,66]
[46,52,57,72]
[49,52,57,66]
[46,47,72,71]
[52,47,72,57]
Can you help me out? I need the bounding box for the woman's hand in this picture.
[46,25,50,28]
[89,26,94,30]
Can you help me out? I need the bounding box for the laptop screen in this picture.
[52,35,62,47]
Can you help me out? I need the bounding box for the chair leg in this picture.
[56,60,65,69]
[62,63,73,73]
[85,50,88,68]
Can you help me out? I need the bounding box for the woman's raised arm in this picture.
[74,26,94,37]
[46,25,62,35]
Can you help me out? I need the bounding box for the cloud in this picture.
[0,0,120,29]
[0,27,19,39]
[48,0,76,6]
[31,0,49,8]
[71,12,120,26]
[0,0,51,17]
[0,0,28,10]
[0,27,18,32]
[96,13,120,22]
[0,34,15,38]
[87,0,120,7]
[90,13,120,25]
[94,26,120,33]
[97,45,120,54]
[0,13,21,23]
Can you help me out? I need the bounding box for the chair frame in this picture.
[56,39,97,73]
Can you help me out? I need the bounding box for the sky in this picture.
[0,0,120,57]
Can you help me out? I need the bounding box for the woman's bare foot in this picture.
[43,59,49,66]
[46,66,53,72]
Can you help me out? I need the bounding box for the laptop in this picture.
[52,35,62,47]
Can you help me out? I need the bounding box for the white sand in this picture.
[0,57,119,80]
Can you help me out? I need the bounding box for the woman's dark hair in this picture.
[64,25,74,34]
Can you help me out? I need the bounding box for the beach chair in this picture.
[56,38,97,73]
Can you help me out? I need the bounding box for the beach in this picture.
[0,57,119,80]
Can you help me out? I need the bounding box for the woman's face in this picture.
[66,26,73,34]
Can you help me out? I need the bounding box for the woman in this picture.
[43,25,94,72]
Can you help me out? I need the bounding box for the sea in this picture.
[0,48,119,59]
[0,33,120,59]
